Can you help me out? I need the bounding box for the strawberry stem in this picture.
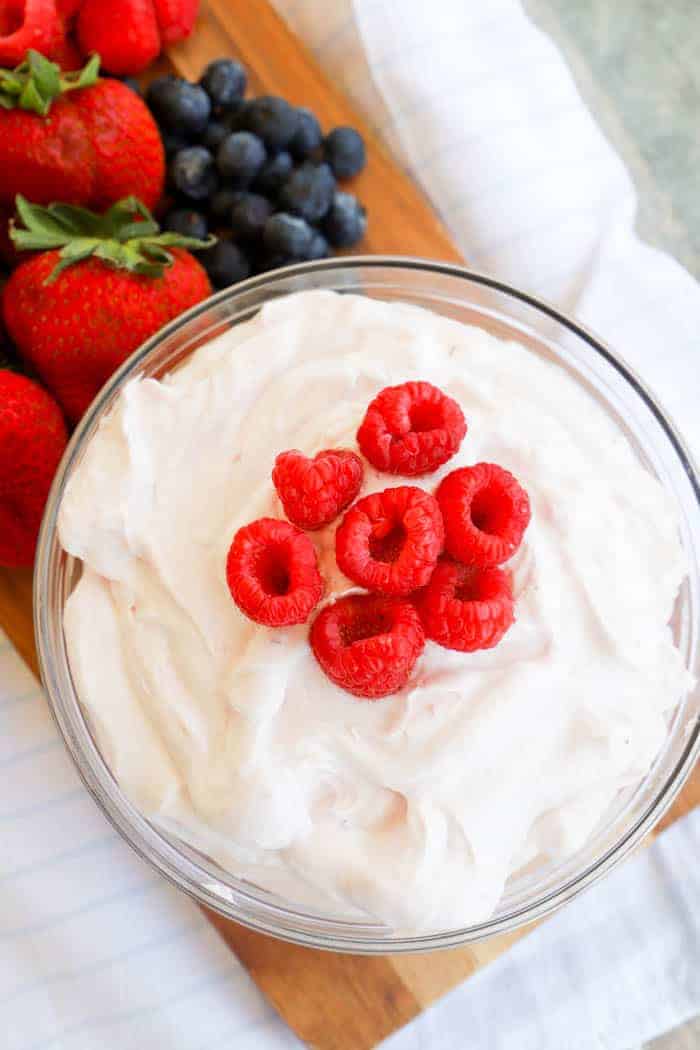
[0,51,100,116]
[10,195,216,283]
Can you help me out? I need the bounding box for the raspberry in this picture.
[0,0,61,67]
[310,593,425,699]
[417,559,514,652]
[226,517,323,626]
[272,448,363,531]
[436,463,530,567]
[357,381,466,476]
[335,485,444,596]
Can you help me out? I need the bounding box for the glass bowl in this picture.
[34,258,700,953]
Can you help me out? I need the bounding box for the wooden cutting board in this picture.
[1,4,697,1048]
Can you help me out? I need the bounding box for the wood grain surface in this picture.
[0,3,697,1049]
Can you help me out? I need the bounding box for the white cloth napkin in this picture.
[277,0,700,456]
[381,809,700,1050]
[0,634,301,1050]
[2,1,699,1048]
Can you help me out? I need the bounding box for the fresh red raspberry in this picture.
[336,485,444,596]
[310,593,425,699]
[77,0,161,76]
[152,0,199,44]
[357,381,466,476]
[0,0,61,67]
[436,462,530,567]
[272,448,363,531]
[226,517,323,626]
[416,558,514,652]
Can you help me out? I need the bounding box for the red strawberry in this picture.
[0,368,67,568]
[74,78,166,212]
[0,0,60,66]
[0,51,164,214]
[152,0,198,45]
[77,0,160,75]
[3,196,213,423]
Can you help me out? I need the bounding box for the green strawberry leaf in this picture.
[12,198,86,244]
[117,219,161,242]
[0,52,101,115]
[145,232,215,250]
[141,244,173,266]
[28,50,61,101]
[73,53,100,89]
[40,203,103,236]
[19,78,49,116]
[10,195,216,282]
[45,242,100,284]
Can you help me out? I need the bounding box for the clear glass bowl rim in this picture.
[33,256,700,954]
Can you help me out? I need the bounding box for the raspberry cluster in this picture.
[226,380,531,700]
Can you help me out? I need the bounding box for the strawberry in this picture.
[77,0,160,75]
[3,196,213,423]
[0,368,67,567]
[0,51,165,214]
[0,0,60,66]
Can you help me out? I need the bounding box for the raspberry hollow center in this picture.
[256,547,291,596]
[340,611,391,646]
[408,398,444,433]
[368,523,407,563]
[470,485,511,536]
[2,6,22,31]
[454,569,482,602]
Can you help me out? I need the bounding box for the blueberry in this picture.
[324,126,366,179]
[202,121,228,151]
[224,99,251,132]
[230,192,273,240]
[278,161,335,223]
[169,146,218,201]
[197,241,251,289]
[322,191,367,247]
[263,212,313,258]
[121,77,141,95]
[199,58,247,112]
[258,252,294,274]
[243,95,299,150]
[145,74,176,111]
[217,131,266,181]
[147,77,211,138]
[306,230,329,260]
[163,208,209,240]
[160,129,189,156]
[209,187,246,221]
[289,106,322,160]
[254,149,293,196]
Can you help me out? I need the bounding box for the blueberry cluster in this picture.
[143,60,368,289]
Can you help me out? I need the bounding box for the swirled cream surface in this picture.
[59,290,689,931]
